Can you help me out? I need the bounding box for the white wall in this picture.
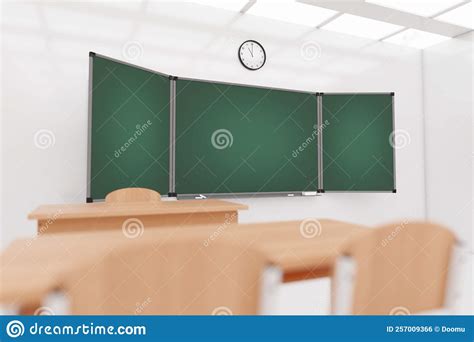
[1,1,426,247]
[423,32,473,250]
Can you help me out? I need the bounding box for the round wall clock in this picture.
[238,40,266,71]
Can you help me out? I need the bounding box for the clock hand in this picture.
[248,46,253,57]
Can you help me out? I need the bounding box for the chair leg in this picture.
[258,265,283,315]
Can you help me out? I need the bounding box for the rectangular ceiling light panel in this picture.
[384,28,451,48]
[247,0,338,27]
[435,1,473,28]
[366,0,466,17]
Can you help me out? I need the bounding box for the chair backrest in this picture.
[105,188,161,203]
[65,237,280,315]
[332,221,456,315]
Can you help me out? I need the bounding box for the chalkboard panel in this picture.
[321,93,395,192]
[174,79,318,196]
[89,55,170,200]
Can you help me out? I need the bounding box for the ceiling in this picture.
[191,0,473,49]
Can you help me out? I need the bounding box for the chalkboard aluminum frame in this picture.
[319,92,396,193]
[317,93,323,192]
[177,192,320,200]
[168,77,177,197]
[86,53,93,202]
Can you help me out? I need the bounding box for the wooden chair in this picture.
[105,188,161,203]
[331,221,458,315]
[64,237,282,315]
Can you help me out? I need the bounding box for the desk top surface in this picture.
[28,199,248,220]
[2,219,367,272]
[1,219,369,304]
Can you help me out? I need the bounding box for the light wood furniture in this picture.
[28,199,247,234]
[105,187,161,203]
[331,221,456,315]
[1,219,367,314]
[217,219,368,282]
[67,240,281,315]
[1,239,280,315]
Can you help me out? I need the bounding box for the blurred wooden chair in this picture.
[65,238,282,315]
[331,221,460,315]
[1,225,281,316]
[105,188,161,203]
[0,272,70,315]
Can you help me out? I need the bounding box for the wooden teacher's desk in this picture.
[28,199,247,235]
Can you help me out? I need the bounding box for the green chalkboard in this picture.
[89,55,170,200]
[174,79,318,195]
[321,94,395,191]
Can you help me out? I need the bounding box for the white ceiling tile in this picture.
[190,0,249,12]
[322,14,403,40]
[42,6,133,40]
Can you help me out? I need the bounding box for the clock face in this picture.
[238,40,266,71]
